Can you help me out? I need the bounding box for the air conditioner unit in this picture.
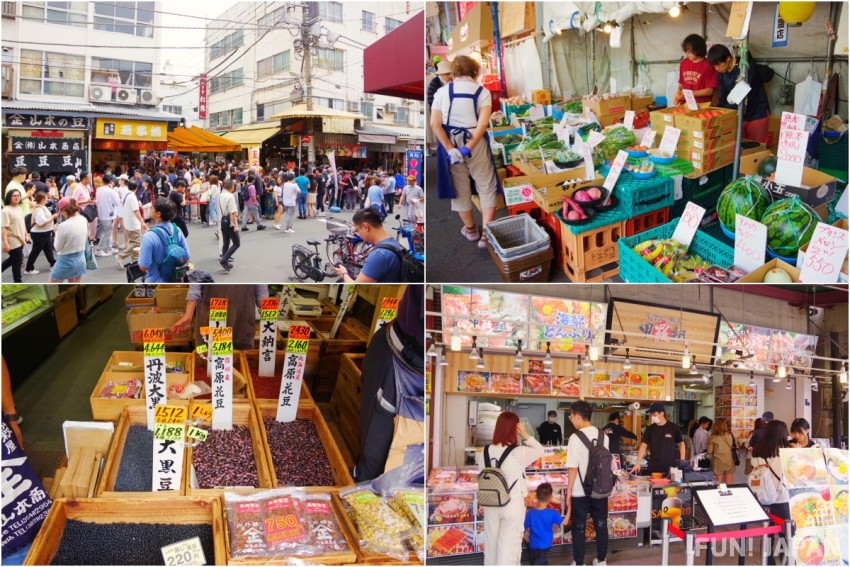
[364,93,375,101]
[347,101,360,112]
[138,89,156,105]
[115,87,136,105]
[2,2,16,18]
[89,84,110,102]
[385,103,396,113]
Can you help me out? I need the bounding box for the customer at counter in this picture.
[748,411,774,449]
[707,418,736,485]
[751,420,791,566]
[603,412,638,460]
[789,418,816,448]
[537,410,563,446]
[691,417,711,456]
[629,403,685,475]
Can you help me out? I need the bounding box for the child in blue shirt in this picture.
[524,483,567,565]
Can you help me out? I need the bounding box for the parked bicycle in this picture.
[324,217,371,278]
[393,215,425,257]
[290,240,338,282]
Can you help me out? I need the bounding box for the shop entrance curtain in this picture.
[504,39,545,99]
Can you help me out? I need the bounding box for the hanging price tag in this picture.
[734,214,768,273]
[374,296,400,333]
[195,344,208,354]
[603,150,629,191]
[186,426,209,442]
[143,328,167,430]
[554,124,570,145]
[640,130,657,149]
[210,327,233,430]
[623,110,635,130]
[671,201,707,248]
[161,537,206,566]
[277,325,310,422]
[798,222,849,283]
[659,126,681,157]
[190,402,213,422]
[587,130,606,148]
[683,89,698,111]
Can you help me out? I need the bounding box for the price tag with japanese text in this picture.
[278,285,296,320]
[374,296,400,333]
[161,537,206,566]
[209,298,228,322]
[623,110,635,130]
[277,326,310,422]
[603,150,629,191]
[640,129,657,149]
[152,420,185,492]
[259,297,280,377]
[660,126,681,157]
[186,426,209,442]
[504,184,534,207]
[610,78,617,95]
[671,202,707,248]
[190,402,213,422]
[155,404,188,425]
[683,89,698,111]
[775,111,807,187]
[331,285,356,338]
[734,214,768,273]
[799,222,849,283]
[144,328,167,430]
[195,345,208,355]
[582,144,595,179]
[210,327,233,430]
[553,124,571,145]
[585,108,598,124]
[587,130,606,148]
[154,423,185,442]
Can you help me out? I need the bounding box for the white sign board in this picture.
[587,130,606,148]
[799,222,850,283]
[582,145,595,179]
[775,112,807,187]
[276,325,310,422]
[161,537,206,566]
[142,328,167,430]
[671,202,707,248]
[683,89,698,111]
[734,215,768,273]
[659,126,681,157]
[727,81,752,105]
[640,130,657,149]
[695,486,768,527]
[603,150,629,191]
[210,327,234,430]
[623,110,635,130]
[504,184,534,206]
[258,297,279,378]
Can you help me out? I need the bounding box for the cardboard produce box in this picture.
[650,107,688,132]
[689,143,736,175]
[531,89,551,105]
[736,259,800,283]
[674,107,738,133]
[583,94,631,116]
[532,174,606,212]
[678,130,737,150]
[126,307,192,344]
[154,285,188,310]
[765,114,781,148]
[630,94,654,112]
[739,150,838,208]
[597,111,626,128]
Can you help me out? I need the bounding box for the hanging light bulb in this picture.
[426,340,438,358]
[682,344,691,369]
[513,358,522,372]
[543,342,552,370]
[450,328,461,351]
[748,371,755,389]
[589,343,600,362]
[588,359,596,373]
[603,21,613,33]
[786,377,793,390]
[439,348,448,366]
[475,349,486,370]
[469,337,479,361]
[622,348,632,371]
[577,356,584,375]
[840,362,848,385]
[514,340,524,364]
[689,358,699,375]
[775,360,787,379]
[669,3,681,18]
[810,376,819,392]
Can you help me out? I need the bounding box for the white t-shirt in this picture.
[432,76,492,128]
[219,190,238,218]
[566,425,609,498]
[54,214,89,255]
[122,192,142,231]
[476,437,544,500]
[282,182,298,207]
[96,185,120,220]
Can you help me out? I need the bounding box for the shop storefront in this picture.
[424,283,849,565]
[3,111,90,178]
[92,117,169,171]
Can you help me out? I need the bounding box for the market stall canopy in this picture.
[363,11,425,100]
[221,123,283,147]
[167,126,241,152]
[272,103,366,135]
[355,123,426,145]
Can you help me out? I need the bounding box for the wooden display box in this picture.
[25,497,226,565]
[307,318,369,400]
[330,353,366,458]
[126,307,192,346]
[559,218,625,283]
[255,401,354,490]
[223,488,359,565]
[239,349,315,406]
[531,174,606,213]
[99,404,188,497]
[320,298,339,316]
[184,402,273,496]
[192,350,251,401]
[54,295,78,339]
[124,289,155,308]
[334,492,421,565]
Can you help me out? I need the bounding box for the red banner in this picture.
[198,74,207,120]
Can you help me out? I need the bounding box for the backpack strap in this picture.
[374,242,406,265]
[574,430,598,491]
[484,445,519,492]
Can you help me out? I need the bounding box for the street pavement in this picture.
[11,206,412,284]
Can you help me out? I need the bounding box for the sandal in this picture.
[461,224,480,242]
[478,230,489,249]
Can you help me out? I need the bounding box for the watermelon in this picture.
[757,156,778,177]
[717,176,772,233]
[760,195,821,257]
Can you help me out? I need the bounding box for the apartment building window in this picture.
[385,17,401,34]
[361,11,375,32]
[209,107,243,128]
[315,48,343,72]
[393,106,409,126]
[22,2,87,27]
[360,101,374,121]
[256,50,290,79]
[258,5,286,28]
[19,49,84,97]
[317,2,342,22]
[93,2,154,38]
[257,100,291,122]
[209,30,244,60]
[209,69,243,94]
[162,105,182,114]
[91,57,152,88]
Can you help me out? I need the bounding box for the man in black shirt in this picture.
[29,172,49,194]
[748,411,774,449]
[537,410,563,445]
[630,403,685,475]
[603,412,639,458]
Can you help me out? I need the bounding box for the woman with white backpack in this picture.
[750,420,790,566]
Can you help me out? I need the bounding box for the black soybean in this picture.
[114,425,153,492]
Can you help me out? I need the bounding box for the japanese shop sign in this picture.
[11,137,83,153]
[143,328,167,430]
[259,297,280,377]
[3,112,89,130]
[7,151,85,174]
[198,74,208,120]
[95,118,168,141]
[210,327,234,430]
[276,325,310,422]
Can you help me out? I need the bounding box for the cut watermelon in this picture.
[717,176,772,233]
[760,195,821,257]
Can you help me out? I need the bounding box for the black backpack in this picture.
[374,244,424,282]
[576,429,617,499]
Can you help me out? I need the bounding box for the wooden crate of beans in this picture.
[334,491,422,565]
[307,318,369,401]
[239,349,315,406]
[192,350,251,401]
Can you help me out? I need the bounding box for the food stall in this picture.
[424,283,849,564]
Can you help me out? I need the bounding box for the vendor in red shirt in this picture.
[677,34,718,105]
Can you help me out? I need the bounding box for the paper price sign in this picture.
[144,342,165,357]
[623,110,635,130]
[603,150,629,191]
[659,126,681,156]
[582,144,595,179]
[640,130,657,149]
[260,297,279,321]
[186,426,209,442]
[154,423,185,442]
[286,339,309,354]
[504,184,534,206]
[161,537,206,567]
[380,297,400,320]
[199,326,210,336]
[683,89,698,111]
[734,215,768,273]
[554,124,571,145]
[211,327,233,356]
[585,108,598,124]
[209,298,227,321]
[799,222,850,283]
[195,345,208,354]
[529,105,545,120]
[727,81,752,105]
[671,201,707,248]
[780,111,806,132]
[287,325,310,340]
[190,402,213,422]
[775,112,807,187]
[155,405,188,425]
[587,130,606,148]
[143,328,165,342]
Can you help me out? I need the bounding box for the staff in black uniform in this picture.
[537,410,563,445]
[603,412,638,463]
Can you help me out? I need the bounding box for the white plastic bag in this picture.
[794,75,822,116]
[634,60,651,97]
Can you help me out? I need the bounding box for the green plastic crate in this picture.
[655,157,694,177]
[818,132,848,179]
[554,204,630,235]
[616,175,675,217]
[618,220,735,283]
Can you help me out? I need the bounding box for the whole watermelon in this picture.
[757,156,778,177]
[760,195,821,257]
[717,176,772,233]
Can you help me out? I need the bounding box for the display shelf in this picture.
[1,284,51,336]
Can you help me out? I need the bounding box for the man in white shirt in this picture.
[95,176,121,256]
[565,400,609,566]
[115,180,147,268]
[112,174,132,253]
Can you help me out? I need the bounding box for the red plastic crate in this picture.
[625,207,670,237]
[537,210,564,267]
[507,200,544,221]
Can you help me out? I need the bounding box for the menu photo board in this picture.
[455,370,580,397]
[588,370,667,401]
[715,322,818,371]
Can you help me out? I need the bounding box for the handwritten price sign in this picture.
[375,296,401,333]
[587,130,606,148]
[623,110,635,130]
[260,297,279,321]
[211,327,233,356]
[190,402,213,422]
[734,215,768,273]
[774,111,807,187]
[286,325,311,354]
[186,426,208,442]
[582,144,595,179]
[603,150,629,191]
[640,130,657,149]
[154,423,185,442]
[671,201,707,248]
[659,126,681,157]
[799,222,849,283]
[683,89,698,111]
[209,298,228,321]
[143,328,166,357]
[155,405,188,425]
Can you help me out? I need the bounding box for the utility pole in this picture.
[302,3,313,111]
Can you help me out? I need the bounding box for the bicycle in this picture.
[290,240,338,282]
[393,215,425,256]
[325,217,371,278]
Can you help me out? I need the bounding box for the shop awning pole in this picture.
[831,331,844,449]
[732,38,748,180]
[630,16,637,87]
[826,2,841,73]
[591,28,597,90]
[491,2,507,95]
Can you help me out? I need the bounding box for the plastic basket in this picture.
[654,157,694,177]
[554,205,630,236]
[618,220,735,283]
[616,175,675,218]
[326,219,350,235]
[486,241,553,282]
[766,248,798,266]
[484,213,551,259]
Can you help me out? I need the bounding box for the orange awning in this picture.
[167,126,241,152]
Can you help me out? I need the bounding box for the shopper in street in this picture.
[383,169,396,215]
[294,168,310,219]
[306,172,318,218]
[335,209,403,283]
[751,420,791,566]
[208,174,221,234]
[115,181,148,268]
[427,59,452,110]
[706,418,736,485]
[240,175,266,232]
[168,180,190,237]
[629,403,686,475]
[94,175,120,257]
[398,175,424,223]
[691,416,711,457]
[431,55,502,249]
[218,179,240,271]
[537,410,563,446]
[49,198,89,283]
[24,192,57,275]
[677,34,717,105]
[524,482,566,566]
[199,179,210,227]
[138,197,189,283]
[72,171,97,242]
[366,175,387,218]
[342,170,357,211]
[1,189,30,282]
[602,412,638,462]
[477,412,544,566]
[789,418,817,448]
[565,400,609,567]
[314,168,326,217]
[281,173,298,233]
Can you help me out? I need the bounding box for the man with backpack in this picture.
[565,400,614,567]
[138,197,190,282]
